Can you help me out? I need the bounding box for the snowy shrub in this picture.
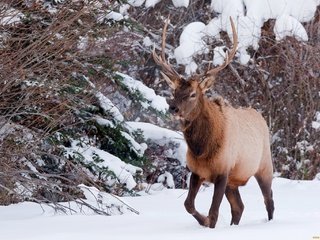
[0,0,153,209]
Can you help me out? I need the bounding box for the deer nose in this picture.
[169,105,179,114]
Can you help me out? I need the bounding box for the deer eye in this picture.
[190,92,196,98]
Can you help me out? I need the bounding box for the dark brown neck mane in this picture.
[182,96,225,160]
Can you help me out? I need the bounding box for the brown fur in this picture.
[167,78,274,228]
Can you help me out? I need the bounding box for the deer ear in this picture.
[160,71,179,90]
[199,76,215,92]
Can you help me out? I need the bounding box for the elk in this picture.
[153,17,274,228]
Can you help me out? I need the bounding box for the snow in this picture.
[1,178,320,240]
[142,0,189,8]
[64,140,142,190]
[95,116,115,128]
[106,11,124,21]
[0,8,24,25]
[126,121,187,165]
[212,46,227,66]
[312,122,320,130]
[95,92,124,122]
[243,0,318,22]
[173,0,319,72]
[121,131,146,156]
[157,171,175,188]
[119,4,130,15]
[172,0,189,8]
[128,0,145,7]
[142,36,153,47]
[116,72,169,113]
[311,111,320,130]
[79,185,130,215]
[204,18,221,37]
[145,0,161,8]
[174,22,207,74]
[274,15,308,41]
[0,121,16,141]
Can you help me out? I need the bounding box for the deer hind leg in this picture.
[225,186,244,225]
[184,173,208,226]
[255,174,274,221]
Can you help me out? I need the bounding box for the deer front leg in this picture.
[184,173,208,226]
[207,174,228,228]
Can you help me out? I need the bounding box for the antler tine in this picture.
[206,17,238,76]
[152,18,180,80]
[161,18,169,63]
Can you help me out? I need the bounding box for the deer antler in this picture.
[206,17,238,77]
[152,18,181,82]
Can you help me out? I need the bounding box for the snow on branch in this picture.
[65,140,142,191]
[172,0,319,73]
[126,121,187,165]
[0,7,24,26]
[96,92,124,122]
[128,0,189,8]
[274,15,308,41]
[116,72,169,113]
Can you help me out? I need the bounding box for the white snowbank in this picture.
[174,0,319,71]
[126,121,187,165]
[172,0,189,8]
[204,18,221,37]
[274,15,308,41]
[212,46,227,66]
[65,140,142,190]
[1,178,320,240]
[145,0,161,8]
[314,173,320,180]
[244,0,318,22]
[116,72,169,113]
[157,171,175,188]
[174,22,207,74]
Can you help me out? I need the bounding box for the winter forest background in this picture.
[0,0,319,216]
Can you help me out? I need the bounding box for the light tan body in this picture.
[187,103,272,187]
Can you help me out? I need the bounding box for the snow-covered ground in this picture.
[1,177,319,240]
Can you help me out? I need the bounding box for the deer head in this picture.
[153,17,238,120]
